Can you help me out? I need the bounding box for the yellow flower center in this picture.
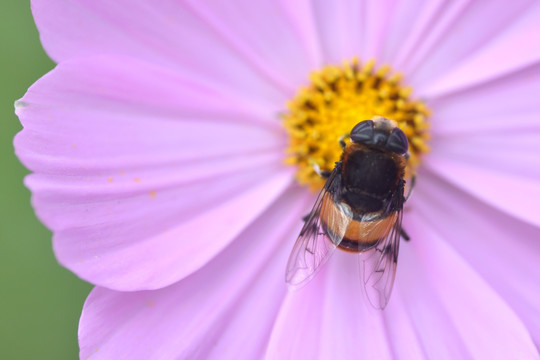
[283,58,431,191]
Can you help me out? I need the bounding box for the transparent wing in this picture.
[285,168,348,289]
[361,185,405,309]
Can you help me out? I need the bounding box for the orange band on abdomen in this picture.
[320,193,396,252]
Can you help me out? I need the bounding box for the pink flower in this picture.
[15,1,540,359]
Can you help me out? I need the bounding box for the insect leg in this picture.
[405,175,416,201]
[338,134,349,149]
[313,163,332,179]
[400,227,410,241]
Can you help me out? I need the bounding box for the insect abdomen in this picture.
[320,193,396,252]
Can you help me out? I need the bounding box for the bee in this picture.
[285,116,412,309]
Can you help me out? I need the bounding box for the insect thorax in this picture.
[341,145,405,213]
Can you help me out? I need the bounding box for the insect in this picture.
[285,116,412,309]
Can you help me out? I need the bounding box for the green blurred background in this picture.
[0,2,92,358]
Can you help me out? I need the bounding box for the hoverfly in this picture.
[285,116,412,309]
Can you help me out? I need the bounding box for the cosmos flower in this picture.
[15,0,540,359]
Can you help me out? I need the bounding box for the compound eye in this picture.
[350,120,374,143]
[386,127,409,154]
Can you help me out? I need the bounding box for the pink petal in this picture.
[361,0,397,60]
[310,0,363,63]
[15,55,286,171]
[424,68,540,224]
[265,275,326,360]
[424,155,540,227]
[382,291,428,360]
[178,1,321,89]
[404,0,534,91]
[423,61,540,227]
[79,187,311,360]
[411,171,540,346]
[426,62,540,135]
[398,209,538,359]
[15,55,294,290]
[387,1,468,70]
[267,253,394,360]
[316,252,394,360]
[56,169,292,291]
[419,3,540,98]
[32,0,311,104]
[278,0,323,67]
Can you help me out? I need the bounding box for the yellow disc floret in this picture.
[283,58,430,191]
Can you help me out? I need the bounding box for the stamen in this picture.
[283,58,430,190]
